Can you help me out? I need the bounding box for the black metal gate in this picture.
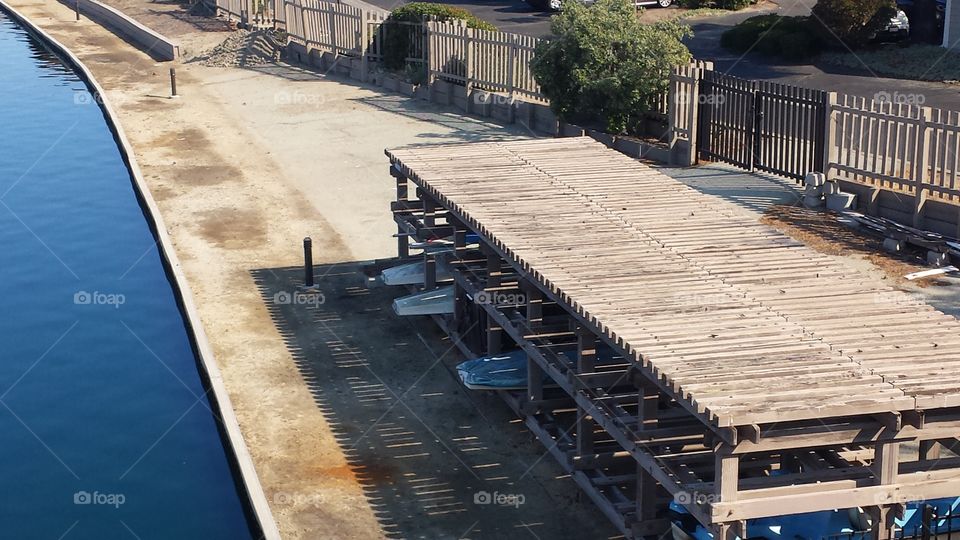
[697,72,826,181]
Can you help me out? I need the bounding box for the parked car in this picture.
[875,9,911,40]
[527,0,673,12]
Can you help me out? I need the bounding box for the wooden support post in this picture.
[913,107,932,228]
[638,383,658,432]
[635,465,659,526]
[715,521,745,540]
[685,67,702,167]
[871,441,900,540]
[483,245,501,354]
[576,325,595,456]
[715,450,739,503]
[525,284,543,409]
[821,92,838,177]
[423,197,437,289]
[451,219,467,335]
[394,168,409,259]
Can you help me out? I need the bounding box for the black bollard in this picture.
[169,68,177,97]
[75,0,80,20]
[303,237,314,287]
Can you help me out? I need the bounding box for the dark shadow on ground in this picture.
[656,162,803,215]
[242,60,541,140]
[250,262,620,539]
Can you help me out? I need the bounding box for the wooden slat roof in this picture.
[386,137,960,428]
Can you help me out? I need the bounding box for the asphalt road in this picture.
[355,0,960,110]
[360,0,556,35]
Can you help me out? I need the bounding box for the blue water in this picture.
[0,12,256,539]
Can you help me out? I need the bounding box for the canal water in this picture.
[0,12,256,539]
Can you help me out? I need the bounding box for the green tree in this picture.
[531,0,691,134]
[811,0,897,48]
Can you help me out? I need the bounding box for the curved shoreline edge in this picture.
[0,3,281,538]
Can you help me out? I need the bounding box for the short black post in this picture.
[303,237,314,287]
[922,504,933,540]
[169,68,177,97]
[75,0,80,20]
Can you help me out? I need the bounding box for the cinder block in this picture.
[804,172,826,187]
[883,237,904,253]
[928,251,949,267]
[823,182,841,196]
[803,194,824,208]
[804,185,823,197]
[826,192,856,211]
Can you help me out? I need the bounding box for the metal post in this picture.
[169,68,178,97]
[922,504,933,540]
[303,237,314,287]
[75,0,80,21]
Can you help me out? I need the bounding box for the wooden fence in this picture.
[827,95,960,212]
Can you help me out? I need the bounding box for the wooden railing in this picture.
[826,95,960,221]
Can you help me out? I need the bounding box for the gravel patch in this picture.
[192,29,285,67]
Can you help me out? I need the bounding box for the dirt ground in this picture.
[2,0,628,538]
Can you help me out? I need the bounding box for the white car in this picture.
[531,0,673,12]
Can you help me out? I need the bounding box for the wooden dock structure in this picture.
[385,137,960,539]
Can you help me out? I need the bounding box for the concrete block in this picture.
[803,194,824,208]
[383,76,398,92]
[804,185,823,197]
[883,237,904,253]
[928,251,949,267]
[587,129,616,148]
[824,181,841,196]
[397,81,415,97]
[826,192,856,212]
[804,172,826,188]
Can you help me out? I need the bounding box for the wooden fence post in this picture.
[360,8,369,82]
[684,66,703,167]
[425,20,436,103]
[464,26,474,114]
[913,106,933,228]
[821,92,838,178]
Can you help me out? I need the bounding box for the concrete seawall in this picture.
[59,0,179,60]
[0,2,280,538]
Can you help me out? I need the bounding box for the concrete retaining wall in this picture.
[61,0,179,61]
[0,2,279,538]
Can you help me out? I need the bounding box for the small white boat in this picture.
[392,286,454,316]
[381,261,452,286]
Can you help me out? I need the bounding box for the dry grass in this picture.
[819,44,960,84]
[760,204,934,285]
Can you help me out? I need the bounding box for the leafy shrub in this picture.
[382,3,496,71]
[717,0,751,10]
[679,0,751,10]
[810,0,897,49]
[531,0,691,135]
[720,14,822,60]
